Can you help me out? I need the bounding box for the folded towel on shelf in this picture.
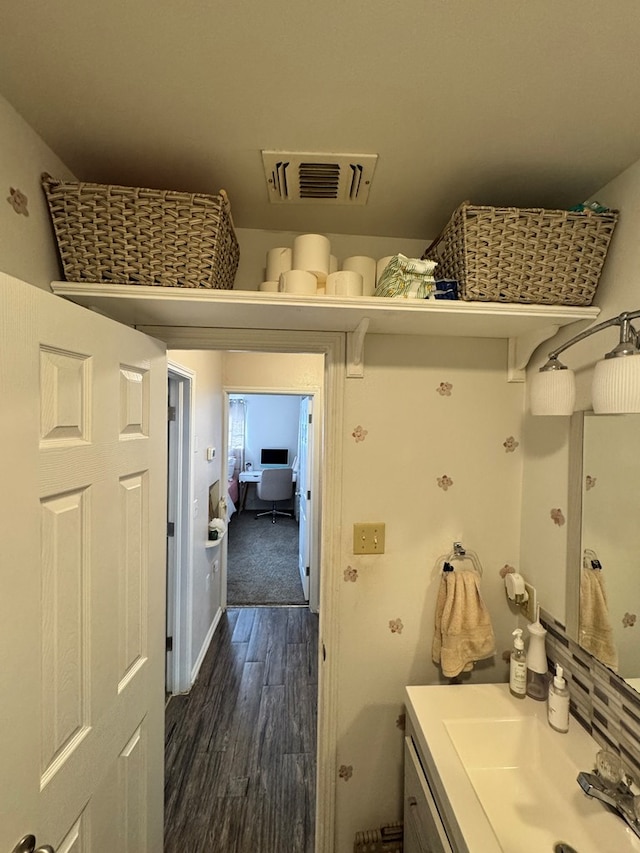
[580,568,618,671]
[432,570,496,678]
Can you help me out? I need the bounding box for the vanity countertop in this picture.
[405,683,640,853]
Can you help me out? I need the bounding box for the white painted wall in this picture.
[168,349,225,679]
[238,393,301,471]
[0,93,76,290]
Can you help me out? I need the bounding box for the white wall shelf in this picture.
[205,533,224,549]
[50,282,601,380]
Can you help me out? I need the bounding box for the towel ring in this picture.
[440,542,483,577]
[583,548,602,570]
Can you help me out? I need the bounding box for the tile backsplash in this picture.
[542,609,640,782]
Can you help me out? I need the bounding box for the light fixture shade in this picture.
[592,355,640,413]
[530,368,576,415]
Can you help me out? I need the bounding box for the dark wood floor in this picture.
[164,606,318,853]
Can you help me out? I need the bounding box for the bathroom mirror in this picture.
[566,412,640,692]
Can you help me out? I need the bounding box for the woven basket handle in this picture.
[422,201,469,260]
[219,188,235,228]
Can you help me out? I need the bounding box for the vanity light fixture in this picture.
[530,309,640,415]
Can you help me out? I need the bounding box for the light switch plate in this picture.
[206,446,215,461]
[353,522,385,554]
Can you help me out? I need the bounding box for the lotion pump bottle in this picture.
[509,629,527,698]
[526,608,548,701]
[548,664,570,732]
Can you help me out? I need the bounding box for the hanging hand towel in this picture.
[579,568,618,671]
[432,570,496,678]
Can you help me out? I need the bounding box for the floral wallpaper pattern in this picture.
[550,507,565,526]
[343,566,358,582]
[338,764,353,782]
[585,475,597,490]
[334,333,527,851]
[351,425,368,442]
[7,187,29,216]
[623,612,637,628]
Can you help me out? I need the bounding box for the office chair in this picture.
[255,468,294,523]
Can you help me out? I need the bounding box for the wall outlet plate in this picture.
[522,582,537,622]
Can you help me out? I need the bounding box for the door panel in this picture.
[0,273,166,852]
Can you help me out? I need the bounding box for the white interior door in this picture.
[0,274,167,853]
[297,396,312,601]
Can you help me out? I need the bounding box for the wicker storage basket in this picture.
[422,201,618,305]
[41,173,240,289]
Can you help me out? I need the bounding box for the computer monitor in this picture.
[260,448,289,467]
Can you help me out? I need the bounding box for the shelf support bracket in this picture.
[346,318,370,378]
[507,324,560,382]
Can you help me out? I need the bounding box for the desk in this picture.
[238,470,263,514]
[238,469,296,513]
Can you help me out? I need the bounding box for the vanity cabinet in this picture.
[404,717,455,853]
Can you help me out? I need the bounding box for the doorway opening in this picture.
[160,328,344,853]
[225,391,319,610]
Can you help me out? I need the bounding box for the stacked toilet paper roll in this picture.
[292,234,331,282]
[258,281,280,292]
[279,269,318,295]
[342,256,376,296]
[266,247,292,282]
[326,270,363,297]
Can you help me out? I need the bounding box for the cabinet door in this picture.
[404,737,454,853]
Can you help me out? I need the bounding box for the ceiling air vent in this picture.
[261,151,377,205]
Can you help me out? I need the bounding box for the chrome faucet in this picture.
[577,750,640,839]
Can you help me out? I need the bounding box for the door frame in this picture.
[166,361,195,695]
[222,387,322,612]
[143,324,344,853]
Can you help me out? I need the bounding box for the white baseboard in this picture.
[190,606,223,685]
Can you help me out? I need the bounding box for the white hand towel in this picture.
[432,571,496,678]
[579,569,618,671]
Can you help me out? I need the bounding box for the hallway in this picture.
[164,606,318,852]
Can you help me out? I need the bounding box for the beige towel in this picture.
[432,571,496,678]
[580,569,618,671]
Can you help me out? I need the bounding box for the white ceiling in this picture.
[2,1,640,239]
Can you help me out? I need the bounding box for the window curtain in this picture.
[228,398,246,472]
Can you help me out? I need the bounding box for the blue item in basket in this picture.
[433,280,459,300]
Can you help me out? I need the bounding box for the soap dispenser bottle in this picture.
[548,664,570,732]
[526,608,549,701]
[509,629,527,698]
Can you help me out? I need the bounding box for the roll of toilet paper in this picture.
[258,280,280,292]
[342,256,376,296]
[279,269,318,295]
[266,247,292,282]
[329,254,338,274]
[376,255,395,284]
[292,234,330,279]
[326,270,363,297]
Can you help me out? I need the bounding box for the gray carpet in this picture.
[226,510,305,605]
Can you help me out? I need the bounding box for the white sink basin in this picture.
[444,715,638,852]
[406,684,640,853]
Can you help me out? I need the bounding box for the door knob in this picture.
[10,836,55,853]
